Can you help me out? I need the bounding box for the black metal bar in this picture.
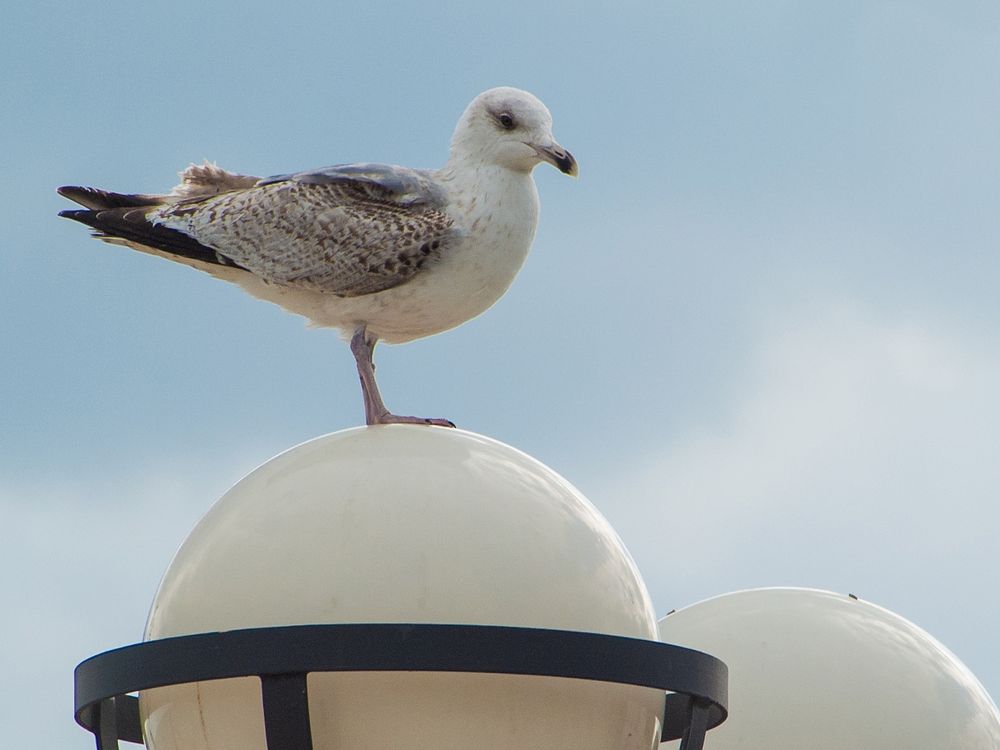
[74,624,728,747]
[115,695,142,744]
[678,697,712,750]
[77,624,727,710]
[661,693,692,741]
[261,674,313,750]
[96,697,118,750]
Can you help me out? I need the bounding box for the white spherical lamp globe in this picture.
[139,426,664,750]
[658,588,1000,749]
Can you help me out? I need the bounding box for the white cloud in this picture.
[591,299,1000,693]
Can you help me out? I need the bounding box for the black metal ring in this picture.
[75,623,727,750]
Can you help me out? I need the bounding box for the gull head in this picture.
[449,87,578,177]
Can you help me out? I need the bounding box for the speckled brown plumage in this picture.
[152,178,457,297]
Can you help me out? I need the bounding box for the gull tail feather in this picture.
[57,185,162,211]
[58,163,260,212]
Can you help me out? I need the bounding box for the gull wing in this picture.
[153,163,458,297]
[59,163,459,298]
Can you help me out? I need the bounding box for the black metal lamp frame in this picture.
[76,623,727,750]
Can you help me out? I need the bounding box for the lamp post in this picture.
[74,426,728,750]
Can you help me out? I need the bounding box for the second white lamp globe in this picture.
[140,426,665,750]
[658,587,1000,749]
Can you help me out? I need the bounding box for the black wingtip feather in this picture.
[58,205,246,272]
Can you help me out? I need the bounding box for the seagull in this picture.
[58,87,577,427]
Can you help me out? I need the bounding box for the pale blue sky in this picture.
[3,1,999,746]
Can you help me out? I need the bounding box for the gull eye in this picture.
[497,112,516,130]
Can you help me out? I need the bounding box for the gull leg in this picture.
[350,327,389,423]
[349,327,455,428]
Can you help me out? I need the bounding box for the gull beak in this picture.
[530,140,579,177]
